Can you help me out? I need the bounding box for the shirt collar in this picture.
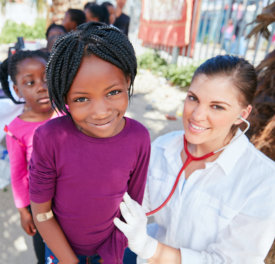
[158,129,249,176]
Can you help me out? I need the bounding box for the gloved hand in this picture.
[114,192,158,260]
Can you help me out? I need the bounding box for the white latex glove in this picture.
[114,192,158,260]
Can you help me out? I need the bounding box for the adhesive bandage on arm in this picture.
[36,210,54,222]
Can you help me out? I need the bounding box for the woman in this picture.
[114,55,275,263]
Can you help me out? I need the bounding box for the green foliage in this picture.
[138,50,198,89]
[0,18,46,44]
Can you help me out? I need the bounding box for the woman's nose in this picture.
[192,104,207,121]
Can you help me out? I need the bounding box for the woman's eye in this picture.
[108,90,121,96]
[212,105,224,110]
[74,97,88,102]
[187,95,197,101]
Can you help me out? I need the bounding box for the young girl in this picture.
[29,22,150,264]
[0,50,56,264]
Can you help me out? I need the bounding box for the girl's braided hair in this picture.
[46,22,137,115]
[0,50,49,104]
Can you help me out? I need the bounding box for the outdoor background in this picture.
[0,0,274,263]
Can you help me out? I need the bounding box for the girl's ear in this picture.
[13,84,22,98]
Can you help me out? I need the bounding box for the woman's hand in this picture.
[114,192,158,259]
[18,207,36,236]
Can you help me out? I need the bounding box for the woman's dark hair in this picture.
[0,50,49,104]
[67,8,86,27]
[192,55,257,106]
[46,21,137,115]
[85,3,110,25]
[46,23,67,40]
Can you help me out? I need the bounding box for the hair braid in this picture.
[46,22,137,115]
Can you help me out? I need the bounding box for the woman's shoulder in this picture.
[245,142,275,172]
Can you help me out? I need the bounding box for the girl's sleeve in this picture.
[127,129,151,205]
[6,134,29,208]
[97,128,151,264]
[29,129,57,203]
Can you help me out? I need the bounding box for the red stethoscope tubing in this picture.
[146,135,215,216]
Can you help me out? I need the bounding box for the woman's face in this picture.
[183,74,251,148]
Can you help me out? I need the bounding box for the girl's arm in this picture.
[6,131,37,236]
[6,132,29,208]
[31,200,79,264]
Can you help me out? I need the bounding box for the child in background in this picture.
[0,50,57,264]
[62,8,86,32]
[84,3,110,24]
[102,1,116,25]
[45,23,67,52]
[29,22,150,264]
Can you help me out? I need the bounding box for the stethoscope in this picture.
[146,117,250,216]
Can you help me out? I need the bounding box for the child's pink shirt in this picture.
[6,117,51,208]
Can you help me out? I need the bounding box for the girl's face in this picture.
[183,74,251,149]
[66,55,130,138]
[13,57,51,114]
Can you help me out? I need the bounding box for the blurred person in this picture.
[84,3,110,24]
[102,1,116,25]
[114,0,130,36]
[45,23,67,52]
[62,8,86,32]
[221,19,234,53]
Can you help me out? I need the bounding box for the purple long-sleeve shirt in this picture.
[29,115,150,263]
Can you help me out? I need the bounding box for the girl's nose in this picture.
[91,99,111,119]
[37,80,48,93]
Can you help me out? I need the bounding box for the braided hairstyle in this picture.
[46,21,137,115]
[0,50,49,104]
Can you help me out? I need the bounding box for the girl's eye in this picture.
[107,90,121,96]
[26,81,34,86]
[212,105,225,110]
[74,97,88,102]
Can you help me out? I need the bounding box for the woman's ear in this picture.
[234,105,252,125]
